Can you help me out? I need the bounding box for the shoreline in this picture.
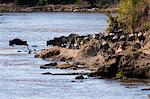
[0,4,118,13]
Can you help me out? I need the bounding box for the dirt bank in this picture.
[35,43,105,71]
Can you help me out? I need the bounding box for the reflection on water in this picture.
[0,12,149,99]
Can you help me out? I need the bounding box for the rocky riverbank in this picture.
[35,30,150,79]
[0,4,118,13]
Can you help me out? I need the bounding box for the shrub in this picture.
[116,71,126,79]
[107,0,150,33]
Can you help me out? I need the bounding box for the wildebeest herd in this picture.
[46,29,145,50]
[9,29,145,53]
[47,34,92,49]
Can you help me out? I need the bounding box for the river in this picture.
[0,12,149,99]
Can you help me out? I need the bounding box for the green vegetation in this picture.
[107,0,150,33]
[84,0,120,8]
[116,71,126,79]
[0,0,77,6]
[0,0,119,7]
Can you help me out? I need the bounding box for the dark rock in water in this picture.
[17,50,22,52]
[42,72,52,75]
[9,38,28,46]
[40,62,57,69]
[87,72,98,77]
[71,80,76,82]
[32,45,38,47]
[51,62,57,66]
[75,75,84,79]
[126,86,137,89]
[40,65,51,69]
[141,88,150,91]
[28,50,32,54]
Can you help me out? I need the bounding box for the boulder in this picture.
[96,54,123,78]
[118,51,150,78]
[94,47,150,79]
[141,88,150,91]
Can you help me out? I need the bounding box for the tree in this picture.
[38,0,48,6]
[83,0,97,7]
[0,0,15,4]
[118,0,149,33]
[107,0,149,33]
[15,0,38,6]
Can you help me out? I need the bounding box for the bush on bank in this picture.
[107,0,150,33]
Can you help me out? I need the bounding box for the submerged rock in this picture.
[57,63,78,70]
[141,88,150,91]
[40,62,57,69]
[42,72,52,75]
[75,75,84,79]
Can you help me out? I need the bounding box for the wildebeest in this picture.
[101,40,110,51]
[112,35,119,43]
[109,33,115,38]
[9,38,28,46]
[68,34,79,49]
[138,32,145,42]
[103,33,110,41]
[94,33,101,40]
[128,34,136,41]
[47,36,68,47]
[118,29,123,34]
[119,35,126,41]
